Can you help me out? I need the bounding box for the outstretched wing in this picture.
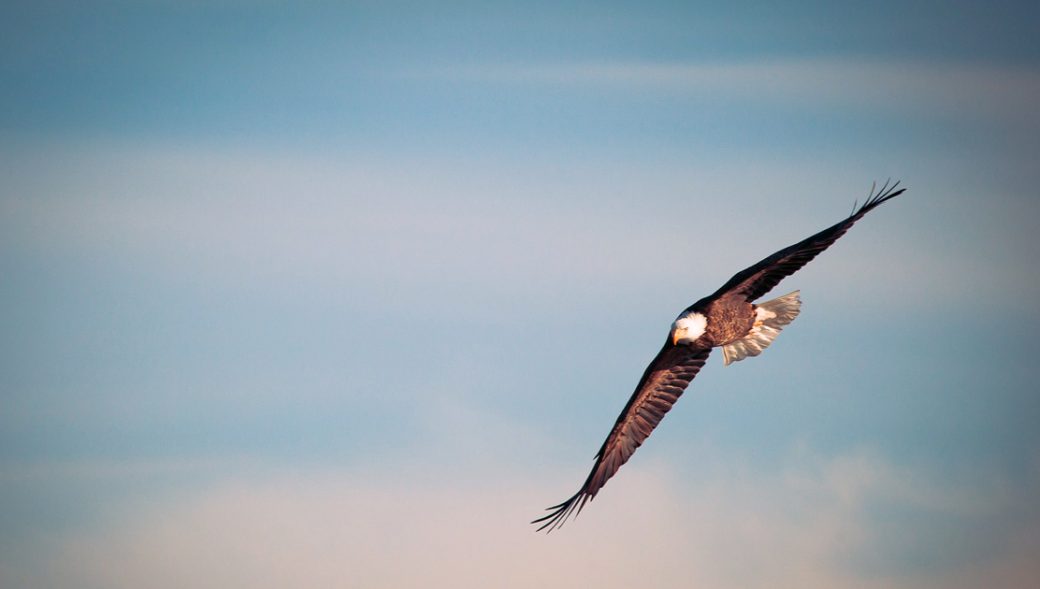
[706,181,904,304]
[533,343,712,532]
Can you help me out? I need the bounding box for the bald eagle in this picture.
[533,181,905,532]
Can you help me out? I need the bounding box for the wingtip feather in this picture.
[854,179,905,216]
[531,490,593,533]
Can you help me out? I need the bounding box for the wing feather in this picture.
[533,343,712,532]
[706,181,904,304]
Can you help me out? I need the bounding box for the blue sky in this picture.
[2,1,1038,587]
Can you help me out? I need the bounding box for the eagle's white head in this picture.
[672,312,707,345]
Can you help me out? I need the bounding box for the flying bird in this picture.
[533,181,905,532]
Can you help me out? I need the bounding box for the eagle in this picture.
[533,181,905,532]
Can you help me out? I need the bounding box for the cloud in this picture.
[14,448,1036,589]
[3,142,1031,317]
[414,58,1040,128]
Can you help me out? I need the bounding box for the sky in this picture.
[1,1,1039,587]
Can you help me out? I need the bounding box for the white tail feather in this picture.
[722,291,801,366]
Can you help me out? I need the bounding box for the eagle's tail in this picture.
[722,291,801,366]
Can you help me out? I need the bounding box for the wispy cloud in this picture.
[414,58,1040,127]
[18,448,1037,589]
[3,143,1032,315]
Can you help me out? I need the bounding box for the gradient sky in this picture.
[2,1,1039,587]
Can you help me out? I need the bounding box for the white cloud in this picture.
[17,448,1037,589]
[4,143,1030,316]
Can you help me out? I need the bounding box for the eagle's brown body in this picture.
[695,297,756,347]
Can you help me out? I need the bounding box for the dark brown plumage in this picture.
[533,181,904,532]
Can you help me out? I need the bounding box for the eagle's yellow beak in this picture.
[671,327,684,346]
